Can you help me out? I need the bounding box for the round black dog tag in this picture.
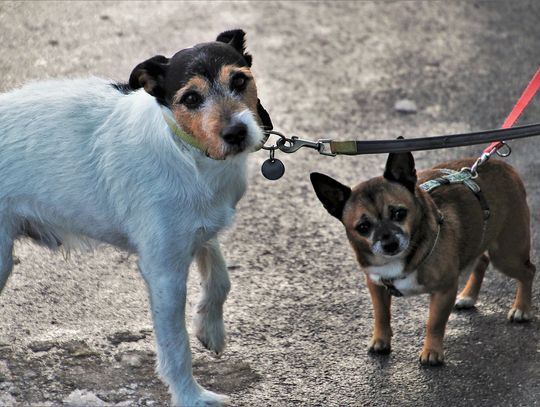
[261,158,285,180]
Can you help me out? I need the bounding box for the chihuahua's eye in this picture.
[390,207,408,222]
[180,92,203,109]
[356,220,372,236]
[231,74,248,92]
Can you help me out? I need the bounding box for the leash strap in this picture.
[327,122,540,155]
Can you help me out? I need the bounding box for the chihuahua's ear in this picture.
[310,172,352,220]
[216,29,253,66]
[383,150,417,193]
[129,55,170,103]
[257,99,273,130]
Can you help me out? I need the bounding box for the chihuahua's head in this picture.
[311,152,421,267]
[128,29,272,159]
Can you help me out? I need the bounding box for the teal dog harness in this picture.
[420,168,490,220]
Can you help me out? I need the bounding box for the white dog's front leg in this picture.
[138,254,229,407]
[194,238,231,355]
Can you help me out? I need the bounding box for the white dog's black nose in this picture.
[222,123,247,145]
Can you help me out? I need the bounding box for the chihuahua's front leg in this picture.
[420,284,458,366]
[367,278,393,354]
[194,238,231,355]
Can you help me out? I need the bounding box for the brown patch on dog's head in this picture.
[219,65,259,113]
[128,30,273,158]
[169,64,262,158]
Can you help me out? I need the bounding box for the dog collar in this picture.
[380,278,404,297]
[162,112,222,160]
[162,111,269,160]
[419,211,444,265]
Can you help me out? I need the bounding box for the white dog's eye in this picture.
[231,74,248,92]
[181,92,204,109]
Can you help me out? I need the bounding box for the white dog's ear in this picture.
[216,29,253,66]
[310,172,351,221]
[129,55,170,103]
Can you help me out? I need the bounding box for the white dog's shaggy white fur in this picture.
[0,72,264,405]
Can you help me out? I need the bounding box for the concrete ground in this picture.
[0,1,539,406]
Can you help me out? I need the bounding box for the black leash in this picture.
[260,123,540,180]
[328,122,540,155]
[260,68,540,180]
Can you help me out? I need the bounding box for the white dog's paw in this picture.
[454,295,477,309]
[194,311,226,355]
[175,389,230,407]
[507,307,532,322]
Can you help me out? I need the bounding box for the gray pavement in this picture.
[0,1,539,406]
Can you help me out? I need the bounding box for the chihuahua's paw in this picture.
[194,313,226,355]
[368,338,392,355]
[454,295,477,309]
[507,307,532,323]
[419,348,445,366]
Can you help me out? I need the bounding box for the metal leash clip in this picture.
[259,131,335,181]
[470,141,512,177]
[276,135,335,156]
[260,130,287,151]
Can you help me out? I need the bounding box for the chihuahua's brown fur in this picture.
[311,153,535,365]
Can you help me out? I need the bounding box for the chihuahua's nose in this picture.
[221,123,247,145]
[382,237,400,255]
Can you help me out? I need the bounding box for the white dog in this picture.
[0,29,272,406]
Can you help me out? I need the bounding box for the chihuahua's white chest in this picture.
[366,261,426,297]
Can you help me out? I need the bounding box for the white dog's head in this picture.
[128,30,273,159]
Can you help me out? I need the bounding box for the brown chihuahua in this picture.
[311,152,535,365]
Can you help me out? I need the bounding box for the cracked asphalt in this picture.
[0,1,538,406]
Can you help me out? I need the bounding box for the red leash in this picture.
[483,68,540,155]
[469,67,540,174]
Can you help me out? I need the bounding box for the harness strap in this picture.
[420,169,477,192]
[420,167,490,256]
[472,188,491,221]
[421,169,490,220]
